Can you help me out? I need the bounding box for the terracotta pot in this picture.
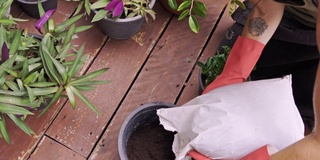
[118,102,176,160]
[91,0,156,40]
[16,0,58,19]
[159,0,184,15]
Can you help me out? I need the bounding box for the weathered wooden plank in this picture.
[0,1,82,160]
[29,136,86,160]
[88,0,228,159]
[45,1,172,157]
[177,2,235,106]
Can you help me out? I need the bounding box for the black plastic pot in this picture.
[16,0,58,19]
[118,102,176,160]
[91,0,155,40]
[198,69,207,95]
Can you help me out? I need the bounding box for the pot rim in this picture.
[91,0,156,23]
[16,0,49,4]
[118,101,176,160]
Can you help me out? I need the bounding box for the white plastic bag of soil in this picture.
[157,76,305,160]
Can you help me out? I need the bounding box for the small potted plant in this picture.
[160,0,246,33]
[197,45,254,94]
[90,0,156,39]
[16,0,58,18]
[197,46,230,93]
[0,2,109,144]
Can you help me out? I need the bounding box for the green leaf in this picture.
[0,55,16,77]
[0,0,13,18]
[63,24,76,47]
[84,0,91,15]
[91,10,107,23]
[46,49,68,84]
[69,68,108,85]
[9,29,21,55]
[28,82,58,88]
[20,59,29,80]
[74,1,84,15]
[72,80,111,86]
[23,71,39,85]
[177,0,191,11]
[7,114,35,136]
[0,89,26,96]
[235,0,246,10]
[54,14,83,34]
[39,87,64,117]
[67,44,85,82]
[193,6,206,18]
[25,85,35,103]
[69,85,100,116]
[188,15,199,33]
[178,10,189,20]
[4,81,19,91]
[32,86,59,96]
[0,103,33,115]
[0,96,37,107]
[0,19,16,25]
[168,0,177,10]
[195,1,207,11]
[90,0,109,9]
[65,85,76,109]
[0,116,10,144]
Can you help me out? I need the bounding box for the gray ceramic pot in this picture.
[91,0,156,40]
[118,102,176,160]
[16,0,58,19]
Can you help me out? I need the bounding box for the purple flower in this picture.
[1,43,9,63]
[105,0,124,17]
[35,9,56,34]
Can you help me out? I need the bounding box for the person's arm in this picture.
[242,0,284,44]
[202,0,285,94]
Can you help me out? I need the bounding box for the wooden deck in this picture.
[1,0,234,159]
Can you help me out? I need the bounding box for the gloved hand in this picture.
[188,145,270,160]
[202,36,265,94]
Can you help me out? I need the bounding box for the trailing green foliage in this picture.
[0,1,109,144]
[169,0,246,33]
[197,46,230,86]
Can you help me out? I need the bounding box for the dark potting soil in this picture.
[127,122,176,160]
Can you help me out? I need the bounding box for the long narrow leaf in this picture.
[39,87,64,117]
[69,85,100,116]
[0,95,38,107]
[67,44,85,82]
[63,24,76,47]
[0,103,33,115]
[69,68,108,85]
[54,14,83,33]
[9,28,21,55]
[0,115,10,144]
[65,85,76,109]
[7,114,34,136]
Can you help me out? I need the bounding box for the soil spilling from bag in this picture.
[127,122,176,160]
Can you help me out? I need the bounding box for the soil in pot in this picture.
[126,121,176,160]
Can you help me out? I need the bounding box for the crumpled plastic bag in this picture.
[157,76,305,160]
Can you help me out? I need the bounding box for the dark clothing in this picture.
[218,1,320,127]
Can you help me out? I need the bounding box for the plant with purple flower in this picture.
[90,0,156,22]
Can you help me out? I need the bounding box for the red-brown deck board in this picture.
[0,0,233,159]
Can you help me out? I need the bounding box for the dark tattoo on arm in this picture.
[248,17,268,36]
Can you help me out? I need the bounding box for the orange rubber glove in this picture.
[202,36,265,94]
[188,145,270,160]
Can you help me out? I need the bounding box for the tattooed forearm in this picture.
[248,17,268,36]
